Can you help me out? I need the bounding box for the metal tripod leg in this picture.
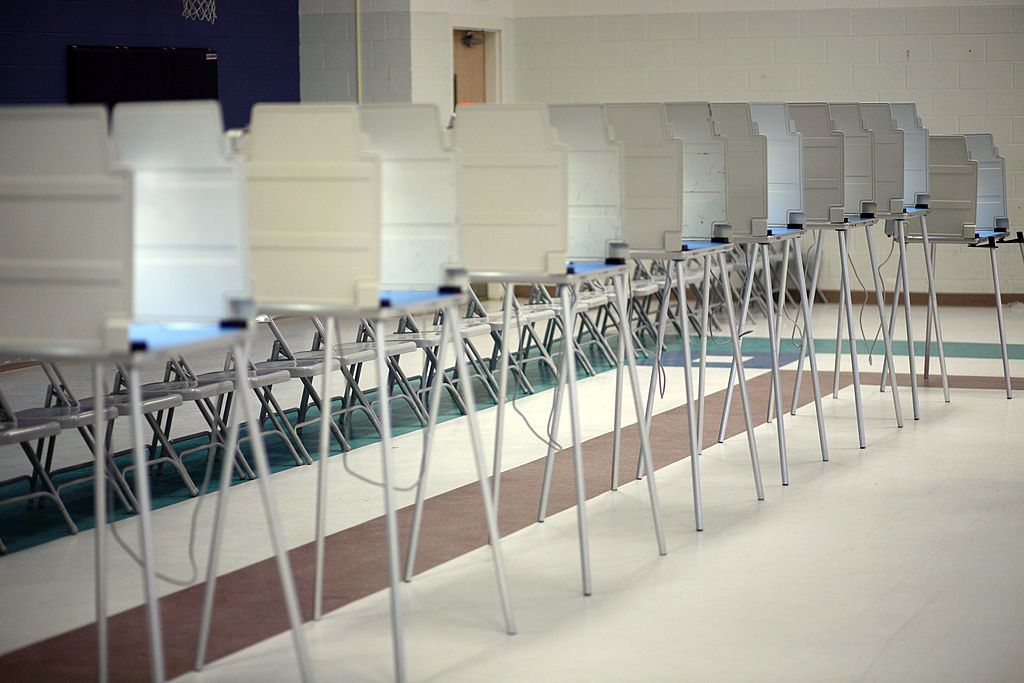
[865,225,904,428]
[896,219,921,420]
[717,244,758,444]
[718,251,765,501]
[791,233,824,414]
[989,243,1013,399]
[793,247,830,461]
[760,244,789,485]
[919,216,950,402]
[313,317,336,620]
[838,231,867,448]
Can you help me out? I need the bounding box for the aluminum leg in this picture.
[445,304,518,633]
[404,312,452,581]
[838,230,867,448]
[924,244,934,379]
[561,283,592,595]
[697,257,711,454]
[832,277,845,400]
[313,317,335,620]
[613,273,670,545]
[492,284,515,508]
[793,247,830,462]
[127,365,165,683]
[896,220,921,420]
[611,284,625,491]
[373,320,407,682]
[880,253,904,392]
[990,244,1013,399]
[635,271,674,480]
[919,217,950,402]
[760,245,789,485]
[536,331,568,522]
[93,364,108,683]
[671,263,702,530]
[791,233,824,414]
[717,244,758,444]
[865,225,904,428]
[766,240,790,425]
[717,251,765,501]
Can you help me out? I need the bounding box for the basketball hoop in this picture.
[183,0,217,24]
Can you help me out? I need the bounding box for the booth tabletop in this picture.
[0,323,247,364]
[469,261,627,285]
[255,289,467,320]
[631,241,734,261]
[730,227,807,244]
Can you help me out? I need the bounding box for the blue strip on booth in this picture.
[976,230,1007,239]
[681,240,723,251]
[380,289,454,307]
[567,261,617,275]
[129,323,235,352]
[904,207,927,215]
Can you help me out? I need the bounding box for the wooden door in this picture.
[453,30,487,108]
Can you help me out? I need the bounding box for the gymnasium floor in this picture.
[1,302,1022,681]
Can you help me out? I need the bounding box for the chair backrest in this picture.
[828,103,876,217]
[965,133,1009,231]
[860,103,904,216]
[890,102,929,209]
[548,104,625,259]
[924,135,978,240]
[359,103,459,290]
[788,102,845,224]
[0,106,133,354]
[245,104,381,308]
[710,102,769,238]
[664,102,728,240]
[750,102,805,228]
[454,104,568,275]
[602,103,684,251]
[112,101,250,324]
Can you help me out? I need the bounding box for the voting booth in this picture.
[891,102,929,210]
[829,103,876,218]
[924,135,979,240]
[245,103,382,308]
[602,103,684,250]
[709,103,768,239]
[965,133,1009,234]
[454,103,568,274]
[861,103,904,216]
[788,102,845,225]
[359,103,460,289]
[112,101,251,324]
[749,102,805,229]
[0,106,133,354]
[548,104,626,259]
[664,102,728,240]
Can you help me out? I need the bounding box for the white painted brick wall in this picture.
[505,3,1024,294]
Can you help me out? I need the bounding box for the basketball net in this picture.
[183,0,217,24]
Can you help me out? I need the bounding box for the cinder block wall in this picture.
[510,2,1024,295]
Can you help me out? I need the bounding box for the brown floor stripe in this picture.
[0,369,1016,681]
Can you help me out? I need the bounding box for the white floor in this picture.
[2,304,1023,681]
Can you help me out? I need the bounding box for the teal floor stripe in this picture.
[736,337,1024,361]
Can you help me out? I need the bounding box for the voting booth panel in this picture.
[965,134,1009,232]
[0,106,133,353]
[788,102,845,225]
[112,101,250,325]
[664,102,728,240]
[709,103,768,238]
[829,103,876,217]
[455,104,568,274]
[860,103,904,216]
[923,135,978,240]
[246,104,382,308]
[891,102,929,210]
[749,103,805,228]
[602,103,684,250]
[359,104,459,290]
[548,104,625,259]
